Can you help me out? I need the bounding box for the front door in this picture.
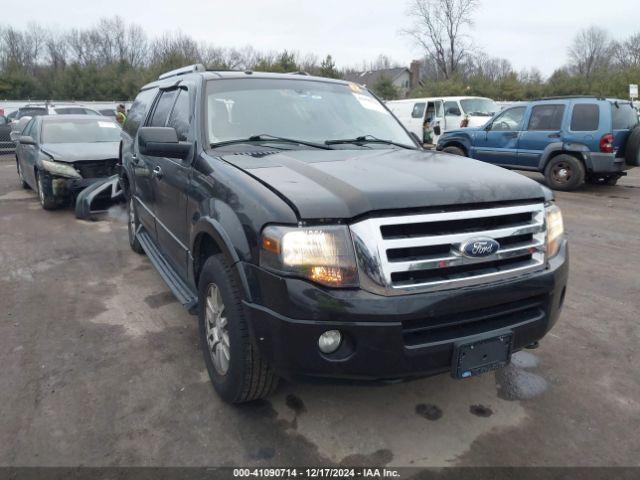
[151,87,193,278]
[125,87,159,238]
[517,104,567,168]
[443,100,462,132]
[472,106,526,166]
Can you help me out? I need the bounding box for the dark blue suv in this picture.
[436,97,640,190]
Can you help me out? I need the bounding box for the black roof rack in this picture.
[158,64,206,80]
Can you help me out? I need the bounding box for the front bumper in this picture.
[51,176,106,197]
[241,241,568,381]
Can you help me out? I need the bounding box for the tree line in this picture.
[0,10,638,102]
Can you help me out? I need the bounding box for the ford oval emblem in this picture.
[461,238,500,258]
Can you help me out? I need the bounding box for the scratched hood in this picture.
[220,148,548,219]
[41,142,119,163]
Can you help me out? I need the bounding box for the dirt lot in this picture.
[0,152,638,467]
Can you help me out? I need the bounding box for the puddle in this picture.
[496,352,548,401]
[415,403,442,421]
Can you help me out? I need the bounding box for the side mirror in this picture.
[138,127,191,159]
[433,125,442,136]
[19,135,36,145]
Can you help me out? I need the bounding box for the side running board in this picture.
[136,227,198,312]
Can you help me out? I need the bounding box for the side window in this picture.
[444,101,461,116]
[491,107,526,131]
[527,104,565,131]
[411,102,426,119]
[123,88,158,137]
[570,104,600,131]
[23,118,36,136]
[167,89,191,141]
[612,103,639,130]
[150,90,178,127]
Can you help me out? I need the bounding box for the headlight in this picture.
[260,225,358,288]
[41,159,81,179]
[545,204,564,258]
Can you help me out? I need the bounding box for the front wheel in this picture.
[442,146,466,156]
[544,154,585,191]
[36,170,58,210]
[17,160,29,189]
[198,254,279,403]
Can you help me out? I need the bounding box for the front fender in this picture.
[190,216,253,301]
[437,134,473,154]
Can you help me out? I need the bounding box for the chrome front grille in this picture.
[349,203,547,296]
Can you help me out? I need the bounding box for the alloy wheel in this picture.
[205,283,230,375]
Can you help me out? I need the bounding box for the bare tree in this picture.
[568,26,612,82]
[403,0,479,79]
[612,33,640,68]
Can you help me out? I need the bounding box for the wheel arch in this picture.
[191,218,252,302]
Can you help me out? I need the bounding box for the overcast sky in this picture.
[7,0,639,76]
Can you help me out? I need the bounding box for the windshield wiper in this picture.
[324,135,415,150]
[210,134,332,150]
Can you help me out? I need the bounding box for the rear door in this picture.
[517,103,567,167]
[472,106,526,166]
[151,87,193,278]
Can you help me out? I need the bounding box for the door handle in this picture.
[152,166,163,179]
[548,133,561,139]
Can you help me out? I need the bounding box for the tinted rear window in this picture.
[612,103,638,130]
[18,108,47,119]
[528,104,565,131]
[570,104,600,131]
[411,103,426,119]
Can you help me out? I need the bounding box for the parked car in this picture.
[15,115,121,209]
[121,64,568,404]
[10,103,104,140]
[0,114,12,150]
[387,96,499,144]
[436,96,640,190]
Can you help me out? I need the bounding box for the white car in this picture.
[386,96,499,144]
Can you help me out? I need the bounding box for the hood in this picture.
[41,142,119,163]
[465,116,492,129]
[219,148,547,219]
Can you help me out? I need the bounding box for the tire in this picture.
[586,174,620,186]
[36,170,58,210]
[442,146,466,156]
[16,160,29,189]
[625,125,640,166]
[127,196,144,254]
[198,254,279,403]
[543,154,585,191]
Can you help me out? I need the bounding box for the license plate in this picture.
[452,333,513,379]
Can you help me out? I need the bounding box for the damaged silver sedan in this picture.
[14,115,123,216]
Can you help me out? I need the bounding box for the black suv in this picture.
[120,64,569,403]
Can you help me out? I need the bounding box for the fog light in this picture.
[318,330,342,354]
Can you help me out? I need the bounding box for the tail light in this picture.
[599,133,614,153]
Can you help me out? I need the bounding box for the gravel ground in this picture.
[0,153,638,467]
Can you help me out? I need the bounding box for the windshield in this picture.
[42,119,121,144]
[460,98,499,117]
[206,78,415,148]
